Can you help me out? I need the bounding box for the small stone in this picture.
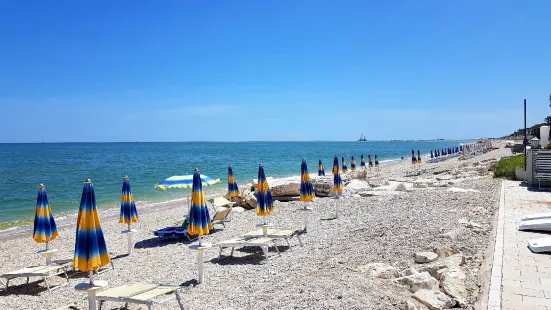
[413,289,456,310]
[414,252,438,263]
[394,272,440,292]
[357,263,402,279]
[403,268,419,276]
[406,301,418,310]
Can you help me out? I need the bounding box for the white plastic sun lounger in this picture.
[528,237,551,253]
[1,264,70,292]
[97,283,185,310]
[213,237,280,260]
[518,218,551,231]
[242,228,303,247]
[522,212,551,221]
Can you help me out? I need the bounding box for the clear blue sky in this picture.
[0,1,550,142]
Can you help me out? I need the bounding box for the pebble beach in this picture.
[0,141,510,310]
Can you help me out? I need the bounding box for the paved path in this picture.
[490,180,551,309]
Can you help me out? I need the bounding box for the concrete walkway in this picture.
[490,180,551,309]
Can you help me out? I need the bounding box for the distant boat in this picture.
[358,133,366,141]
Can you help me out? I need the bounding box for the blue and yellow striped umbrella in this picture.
[411,149,417,165]
[33,184,59,245]
[361,154,366,167]
[417,150,422,164]
[368,155,373,168]
[256,164,275,217]
[227,165,240,198]
[187,169,213,239]
[74,179,111,273]
[350,156,356,171]
[300,159,315,202]
[341,156,348,173]
[375,155,379,167]
[318,159,325,176]
[120,176,138,226]
[155,174,221,190]
[332,156,343,193]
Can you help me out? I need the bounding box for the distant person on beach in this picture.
[401,157,404,160]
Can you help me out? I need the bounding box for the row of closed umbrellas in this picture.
[317,154,380,176]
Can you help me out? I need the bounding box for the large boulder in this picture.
[344,179,371,195]
[413,289,456,310]
[348,168,367,180]
[263,176,301,196]
[232,188,257,210]
[311,176,333,197]
[440,267,468,306]
[356,263,402,279]
[417,254,465,279]
[394,272,439,292]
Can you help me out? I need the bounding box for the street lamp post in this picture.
[523,99,528,173]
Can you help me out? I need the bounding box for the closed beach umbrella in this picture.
[361,154,366,167]
[341,156,348,173]
[318,159,325,176]
[120,176,138,228]
[300,159,315,203]
[256,164,275,220]
[417,150,422,164]
[350,156,356,171]
[227,165,240,198]
[155,173,221,190]
[332,156,343,193]
[74,179,111,278]
[188,169,213,245]
[411,149,417,165]
[375,155,379,167]
[33,184,59,249]
[368,155,373,168]
[430,150,434,158]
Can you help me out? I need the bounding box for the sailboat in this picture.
[358,133,366,141]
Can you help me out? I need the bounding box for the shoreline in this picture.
[0,153,413,237]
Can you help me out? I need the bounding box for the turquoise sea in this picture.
[0,141,468,228]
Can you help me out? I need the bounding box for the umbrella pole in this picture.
[45,241,48,251]
[335,195,339,219]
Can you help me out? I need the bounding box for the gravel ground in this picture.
[0,142,510,310]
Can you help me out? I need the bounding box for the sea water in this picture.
[0,140,469,227]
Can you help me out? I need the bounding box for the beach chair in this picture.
[1,264,70,292]
[213,237,281,260]
[242,228,303,247]
[97,283,185,310]
[209,197,235,226]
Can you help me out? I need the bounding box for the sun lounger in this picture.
[242,228,303,247]
[97,283,184,310]
[209,197,235,226]
[213,237,280,260]
[522,212,551,221]
[518,218,551,231]
[1,264,70,292]
[528,237,551,253]
[154,226,195,242]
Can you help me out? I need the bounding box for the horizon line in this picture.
[0,138,483,144]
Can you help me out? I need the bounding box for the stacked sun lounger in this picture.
[154,226,195,242]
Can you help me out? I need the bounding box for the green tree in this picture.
[545,116,551,125]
